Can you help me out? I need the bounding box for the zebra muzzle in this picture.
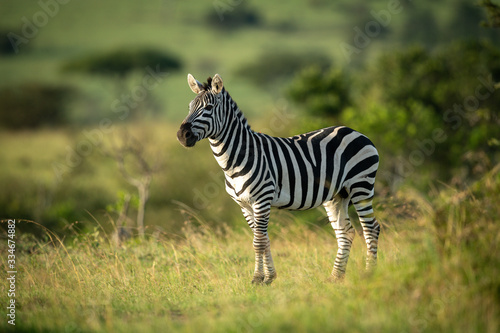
[177,123,197,147]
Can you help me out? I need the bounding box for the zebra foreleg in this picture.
[250,204,276,285]
[242,207,269,284]
[251,230,277,284]
[324,197,355,280]
[251,238,265,284]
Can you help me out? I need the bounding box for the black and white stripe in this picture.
[178,74,380,283]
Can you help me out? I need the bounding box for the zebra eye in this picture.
[205,104,213,111]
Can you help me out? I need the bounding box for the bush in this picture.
[205,2,262,30]
[0,83,73,129]
[288,40,500,186]
[366,41,500,115]
[357,40,500,180]
[0,29,21,55]
[287,66,351,118]
[237,49,331,86]
[62,47,182,77]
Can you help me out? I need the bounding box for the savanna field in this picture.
[2,172,500,332]
[1,0,500,332]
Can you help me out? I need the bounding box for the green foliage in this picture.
[369,41,500,115]
[62,47,182,77]
[358,40,500,182]
[287,66,351,117]
[342,100,439,156]
[0,83,73,129]
[480,0,500,28]
[237,49,331,86]
[106,191,139,214]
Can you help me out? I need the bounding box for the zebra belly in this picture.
[270,169,337,211]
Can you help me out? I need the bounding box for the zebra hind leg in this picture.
[352,193,380,272]
[258,205,277,285]
[324,196,355,281]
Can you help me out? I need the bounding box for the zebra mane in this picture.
[202,77,213,91]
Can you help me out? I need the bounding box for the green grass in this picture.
[1,169,499,332]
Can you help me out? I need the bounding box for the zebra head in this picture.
[177,73,224,148]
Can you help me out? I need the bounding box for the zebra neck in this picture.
[208,103,256,173]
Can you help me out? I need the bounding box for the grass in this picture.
[1,168,499,332]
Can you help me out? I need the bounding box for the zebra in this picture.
[177,73,380,284]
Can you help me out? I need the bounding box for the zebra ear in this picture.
[187,73,203,94]
[211,74,223,94]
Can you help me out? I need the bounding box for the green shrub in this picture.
[366,41,500,116]
[205,2,262,30]
[0,83,73,129]
[62,47,182,77]
[356,40,500,182]
[287,66,351,117]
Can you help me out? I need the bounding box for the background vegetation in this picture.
[0,0,499,332]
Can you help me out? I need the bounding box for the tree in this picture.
[104,132,162,238]
[0,83,73,129]
[62,47,182,78]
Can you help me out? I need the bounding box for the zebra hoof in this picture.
[328,272,345,283]
[263,273,277,285]
[366,257,377,270]
[251,276,265,285]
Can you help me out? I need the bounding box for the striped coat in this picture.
[178,74,380,284]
